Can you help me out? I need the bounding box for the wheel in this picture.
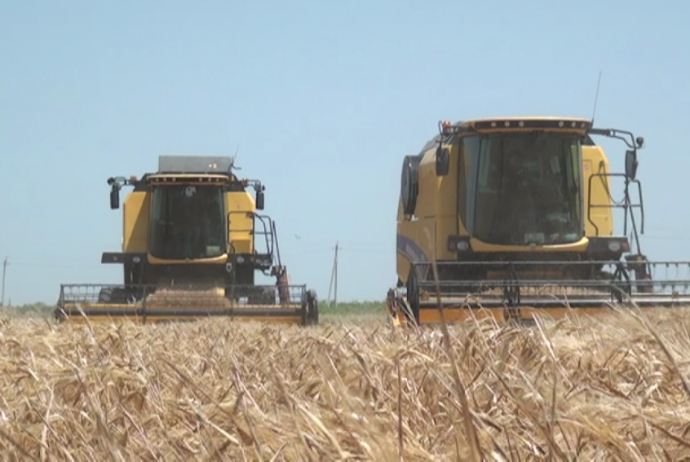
[405,271,420,324]
[305,290,319,326]
[98,288,114,303]
[53,308,66,323]
[247,287,276,305]
[97,287,133,304]
[401,155,421,215]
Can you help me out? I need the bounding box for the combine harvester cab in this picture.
[55,155,318,326]
[387,117,690,326]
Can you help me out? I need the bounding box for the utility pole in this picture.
[327,242,338,308]
[1,257,7,307]
[327,242,339,308]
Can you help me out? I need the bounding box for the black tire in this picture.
[401,155,422,216]
[97,287,130,304]
[53,308,66,323]
[406,271,420,324]
[305,290,319,326]
[98,288,114,303]
[248,287,276,305]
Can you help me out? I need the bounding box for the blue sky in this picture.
[1,0,689,305]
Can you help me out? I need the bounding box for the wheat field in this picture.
[1,307,690,461]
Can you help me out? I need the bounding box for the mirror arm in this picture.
[107,175,138,189]
[589,127,644,181]
[241,178,266,210]
[588,127,645,150]
[107,175,138,210]
[238,178,266,193]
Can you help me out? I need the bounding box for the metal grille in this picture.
[409,260,690,309]
[56,283,308,319]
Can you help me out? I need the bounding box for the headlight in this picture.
[448,236,472,253]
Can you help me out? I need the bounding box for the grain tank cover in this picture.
[158,155,234,174]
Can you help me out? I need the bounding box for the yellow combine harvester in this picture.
[55,155,318,325]
[386,116,690,326]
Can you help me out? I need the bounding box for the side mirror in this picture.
[436,146,450,176]
[110,186,120,210]
[256,190,265,210]
[625,150,638,180]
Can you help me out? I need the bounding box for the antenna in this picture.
[1,257,7,307]
[327,241,339,308]
[591,70,603,124]
[232,144,242,171]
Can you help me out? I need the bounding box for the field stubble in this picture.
[1,306,690,460]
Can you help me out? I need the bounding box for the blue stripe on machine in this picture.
[396,234,429,263]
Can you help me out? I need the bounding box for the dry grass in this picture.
[1,308,690,461]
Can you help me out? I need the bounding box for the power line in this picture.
[338,247,390,254]
[643,235,690,242]
[9,262,105,269]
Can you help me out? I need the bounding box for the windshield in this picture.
[461,132,582,246]
[149,185,226,260]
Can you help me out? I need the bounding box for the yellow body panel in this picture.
[396,116,617,286]
[396,142,459,284]
[226,190,255,254]
[582,145,613,237]
[61,302,303,311]
[59,303,304,325]
[468,237,590,253]
[146,254,228,265]
[396,306,670,325]
[58,158,318,327]
[396,217,436,281]
[122,191,150,253]
[119,179,258,258]
[59,300,304,325]
[62,317,303,325]
[388,117,690,327]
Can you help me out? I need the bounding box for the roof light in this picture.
[441,120,453,135]
[470,118,593,132]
